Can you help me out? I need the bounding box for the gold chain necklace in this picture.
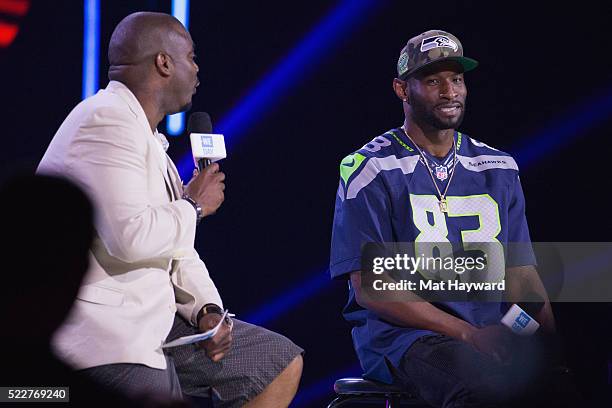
[401,126,457,213]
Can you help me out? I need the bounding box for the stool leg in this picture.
[326,396,343,408]
[386,394,401,408]
[327,395,359,408]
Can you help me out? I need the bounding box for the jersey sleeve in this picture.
[330,155,393,279]
[506,174,537,267]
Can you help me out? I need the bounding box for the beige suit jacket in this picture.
[38,81,223,370]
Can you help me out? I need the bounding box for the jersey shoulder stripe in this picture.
[457,154,518,172]
[336,128,416,201]
[345,155,419,200]
[460,134,519,172]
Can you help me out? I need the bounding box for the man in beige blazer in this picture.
[38,12,302,408]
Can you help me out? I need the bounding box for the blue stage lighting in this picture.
[166,0,190,136]
[215,0,379,143]
[243,270,332,326]
[176,0,381,179]
[291,362,362,408]
[82,0,100,99]
[166,109,185,136]
[511,86,612,168]
[171,0,189,29]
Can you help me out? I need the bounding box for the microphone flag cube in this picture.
[190,133,226,164]
[501,304,540,336]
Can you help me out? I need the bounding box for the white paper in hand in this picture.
[161,310,230,349]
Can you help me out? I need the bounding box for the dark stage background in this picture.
[1,0,611,406]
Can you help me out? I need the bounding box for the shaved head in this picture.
[106,12,200,125]
[108,12,186,73]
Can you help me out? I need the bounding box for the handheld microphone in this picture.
[501,293,544,336]
[188,112,226,172]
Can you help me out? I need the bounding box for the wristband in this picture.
[196,303,224,325]
[182,194,203,224]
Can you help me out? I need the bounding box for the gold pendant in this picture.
[439,198,448,213]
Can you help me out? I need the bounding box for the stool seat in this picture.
[334,377,406,395]
[328,377,427,407]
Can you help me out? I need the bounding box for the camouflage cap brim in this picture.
[399,56,479,80]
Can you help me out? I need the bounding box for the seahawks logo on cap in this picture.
[420,35,458,52]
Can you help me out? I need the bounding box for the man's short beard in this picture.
[410,89,465,130]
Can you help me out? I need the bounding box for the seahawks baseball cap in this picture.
[397,30,478,80]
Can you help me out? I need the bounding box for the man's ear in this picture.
[392,78,409,103]
[155,52,172,77]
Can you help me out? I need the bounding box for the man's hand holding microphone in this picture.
[184,164,225,217]
[182,111,227,221]
[185,112,232,361]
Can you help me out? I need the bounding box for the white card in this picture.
[161,310,232,349]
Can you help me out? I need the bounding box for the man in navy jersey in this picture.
[330,30,575,407]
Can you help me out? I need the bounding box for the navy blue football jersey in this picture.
[329,128,535,383]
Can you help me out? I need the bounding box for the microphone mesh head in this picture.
[187,112,212,134]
